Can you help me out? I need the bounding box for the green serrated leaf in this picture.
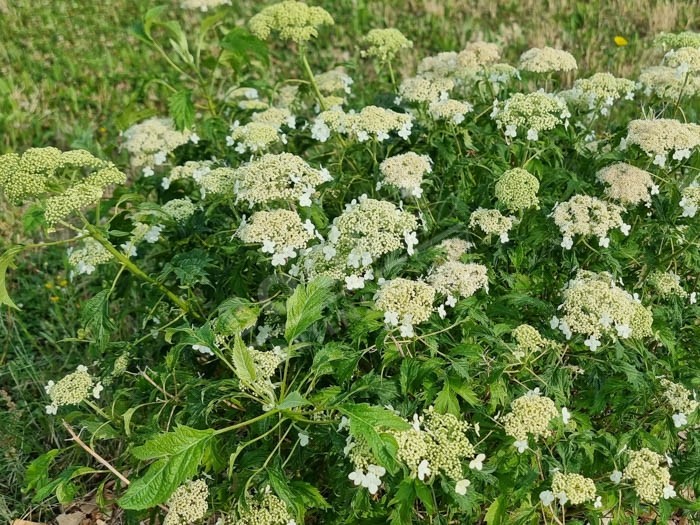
[23,449,60,496]
[277,391,310,411]
[168,89,195,131]
[220,27,269,70]
[81,290,115,350]
[0,246,23,310]
[231,334,257,384]
[119,426,214,510]
[216,297,259,336]
[285,276,334,343]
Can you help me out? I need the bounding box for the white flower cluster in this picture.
[378,152,432,198]
[638,65,700,100]
[623,118,700,168]
[456,41,502,70]
[552,195,629,249]
[44,365,103,415]
[164,479,209,525]
[428,99,473,125]
[162,160,214,190]
[648,271,688,300]
[596,163,658,206]
[561,73,635,114]
[119,221,163,258]
[233,153,331,207]
[436,238,472,261]
[541,472,597,506]
[426,261,488,317]
[511,324,560,359]
[623,448,675,504]
[469,208,516,243]
[227,120,288,154]
[660,378,698,428]
[122,117,192,170]
[302,195,417,289]
[518,46,577,73]
[375,278,436,337]
[67,237,113,275]
[492,92,570,141]
[679,183,700,217]
[503,389,559,453]
[397,76,454,104]
[311,106,413,143]
[494,168,539,211]
[180,0,231,11]
[552,271,653,344]
[391,407,477,491]
[664,47,700,72]
[315,67,353,95]
[237,210,316,266]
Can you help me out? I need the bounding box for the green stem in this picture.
[83,223,195,318]
[300,50,326,112]
[214,409,279,435]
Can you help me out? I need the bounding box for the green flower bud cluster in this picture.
[248,1,334,43]
[375,278,436,332]
[314,68,353,95]
[664,47,700,71]
[660,378,698,415]
[495,168,539,211]
[122,117,192,169]
[360,28,412,62]
[469,208,516,242]
[623,448,672,504]
[436,238,472,261]
[653,31,700,51]
[492,92,570,139]
[67,237,113,275]
[551,195,627,247]
[512,324,559,354]
[227,489,293,525]
[164,479,209,525]
[44,365,102,415]
[562,73,635,111]
[648,271,688,299]
[428,99,473,125]
[162,198,196,222]
[624,119,700,161]
[551,472,597,505]
[398,76,455,104]
[638,66,700,100]
[238,209,314,267]
[503,389,558,443]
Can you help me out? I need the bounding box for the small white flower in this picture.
[469,453,486,471]
[665,454,673,467]
[599,313,613,328]
[363,471,382,494]
[417,459,431,481]
[298,431,310,447]
[338,416,349,431]
[690,292,697,304]
[561,407,571,424]
[92,382,104,399]
[455,479,471,495]
[653,153,667,168]
[539,490,555,506]
[261,240,276,254]
[609,470,622,484]
[550,316,560,329]
[556,492,568,505]
[672,412,688,428]
[445,295,457,307]
[384,311,400,326]
[299,191,312,207]
[499,232,509,243]
[44,380,55,394]
[77,365,88,373]
[153,151,167,165]
[404,231,418,255]
[663,484,676,499]
[527,128,539,141]
[399,323,415,338]
[144,225,163,243]
[504,124,517,138]
[437,304,447,319]
[620,223,631,236]
[192,344,214,356]
[594,496,602,508]
[142,166,154,177]
[45,404,58,415]
[348,469,365,486]
[345,275,365,290]
[650,184,659,195]
[561,236,573,250]
[514,439,528,453]
[672,148,691,161]
[584,335,601,352]
[598,236,610,248]
[615,323,632,339]
[189,133,200,144]
[367,464,386,478]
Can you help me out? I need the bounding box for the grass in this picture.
[0,0,697,521]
